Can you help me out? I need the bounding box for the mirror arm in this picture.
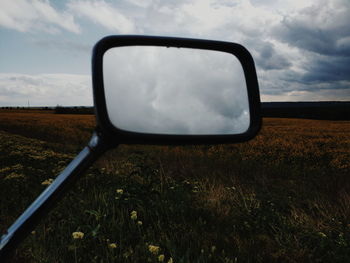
[0,131,111,261]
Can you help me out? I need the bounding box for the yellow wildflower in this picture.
[158,254,165,262]
[168,258,173,263]
[41,178,54,186]
[318,232,327,238]
[109,243,117,249]
[116,189,123,194]
[211,246,216,253]
[72,231,84,239]
[148,245,160,255]
[130,210,137,220]
[137,221,143,226]
[5,172,25,180]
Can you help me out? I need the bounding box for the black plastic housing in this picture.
[92,35,261,145]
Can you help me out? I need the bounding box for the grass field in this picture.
[0,109,349,262]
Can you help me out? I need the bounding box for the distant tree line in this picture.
[1,102,349,120]
[261,102,350,120]
[0,106,52,110]
[54,106,94,115]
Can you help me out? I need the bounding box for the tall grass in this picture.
[0,110,349,262]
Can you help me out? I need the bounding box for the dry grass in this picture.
[0,109,94,151]
[0,109,349,262]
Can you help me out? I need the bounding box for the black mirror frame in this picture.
[92,35,261,145]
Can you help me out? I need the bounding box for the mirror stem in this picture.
[0,132,110,261]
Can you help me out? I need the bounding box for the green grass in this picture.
[0,111,349,262]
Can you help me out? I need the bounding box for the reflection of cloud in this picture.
[0,73,92,106]
[103,47,250,135]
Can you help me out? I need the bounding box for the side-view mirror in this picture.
[93,35,261,145]
[0,35,261,260]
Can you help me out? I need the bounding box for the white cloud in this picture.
[0,73,92,106]
[68,0,135,33]
[0,0,80,33]
[262,88,350,102]
[177,0,280,39]
[125,0,154,8]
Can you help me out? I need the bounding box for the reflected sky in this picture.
[103,46,250,135]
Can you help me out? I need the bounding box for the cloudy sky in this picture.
[0,0,349,106]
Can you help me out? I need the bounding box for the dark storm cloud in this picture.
[249,40,291,71]
[266,0,350,100]
[302,56,350,83]
[275,1,350,57]
[276,21,350,57]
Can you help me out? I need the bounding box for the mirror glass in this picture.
[103,46,250,135]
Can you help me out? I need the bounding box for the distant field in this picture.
[0,109,349,262]
[0,109,94,151]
